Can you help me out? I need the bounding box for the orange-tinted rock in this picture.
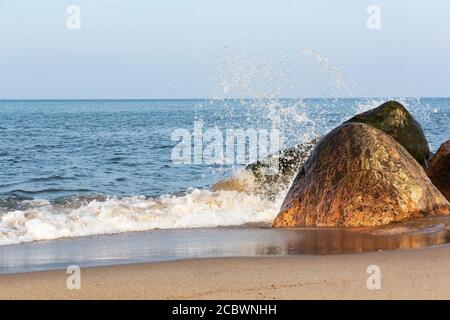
[426,140,450,201]
[346,101,432,166]
[273,123,450,227]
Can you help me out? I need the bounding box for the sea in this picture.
[0,98,449,273]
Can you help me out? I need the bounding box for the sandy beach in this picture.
[1,244,449,300]
[1,0,450,306]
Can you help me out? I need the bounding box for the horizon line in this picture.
[0,96,448,101]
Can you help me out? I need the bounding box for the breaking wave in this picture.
[0,172,285,246]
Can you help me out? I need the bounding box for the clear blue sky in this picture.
[1,0,449,99]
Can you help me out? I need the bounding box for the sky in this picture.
[0,0,449,99]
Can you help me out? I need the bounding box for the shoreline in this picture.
[1,244,450,299]
[2,221,450,275]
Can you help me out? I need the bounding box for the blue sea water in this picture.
[0,98,449,245]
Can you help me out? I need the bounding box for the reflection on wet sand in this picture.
[257,216,450,255]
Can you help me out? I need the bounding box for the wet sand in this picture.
[2,216,450,274]
[1,244,450,299]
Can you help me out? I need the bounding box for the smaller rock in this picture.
[346,100,432,165]
[211,170,257,194]
[427,140,450,201]
[246,139,318,197]
[212,139,318,199]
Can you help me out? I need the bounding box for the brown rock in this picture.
[426,140,450,201]
[346,101,432,166]
[211,170,257,194]
[273,123,450,227]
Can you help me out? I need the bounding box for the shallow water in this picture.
[1,215,450,274]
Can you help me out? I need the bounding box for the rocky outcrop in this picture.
[346,101,432,166]
[426,140,450,201]
[273,123,450,227]
[211,139,317,198]
[245,139,318,196]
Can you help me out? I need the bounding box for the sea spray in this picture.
[205,46,357,189]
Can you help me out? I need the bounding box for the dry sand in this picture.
[1,244,450,299]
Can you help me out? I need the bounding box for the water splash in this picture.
[204,46,358,187]
[211,47,357,147]
[298,48,355,98]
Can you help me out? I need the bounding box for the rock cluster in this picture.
[273,101,450,227]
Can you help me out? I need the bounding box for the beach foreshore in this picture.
[1,244,450,299]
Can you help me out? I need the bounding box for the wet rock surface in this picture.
[245,139,318,196]
[346,100,432,166]
[426,140,450,201]
[273,123,450,227]
[213,139,318,198]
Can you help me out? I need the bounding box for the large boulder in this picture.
[426,140,450,201]
[346,101,432,166]
[273,123,450,227]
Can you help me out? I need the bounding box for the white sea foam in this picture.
[0,185,284,246]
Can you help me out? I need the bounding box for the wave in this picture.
[8,188,93,195]
[0,172,285,246]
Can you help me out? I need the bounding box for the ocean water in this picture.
[0,98,449,246]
